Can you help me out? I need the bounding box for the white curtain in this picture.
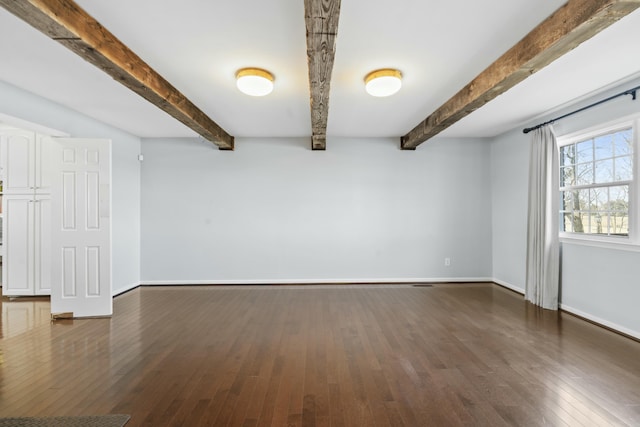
[525,125,559,310]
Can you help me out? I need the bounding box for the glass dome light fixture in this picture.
[236,67,274,96]
[364,68,402,97]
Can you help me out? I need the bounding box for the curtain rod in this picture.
[522,85,640,134]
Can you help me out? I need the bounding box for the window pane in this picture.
[594,134,613,160]
[588,213,605,234]
[615,155,632,181]
[569,212,586,233]
[561,166,576,187]
[561,191,574,211]
[614,129,632,156]
[587,188,597,211]
[561,145,575,166]
[594,159,614,183]
[609,185,629,211]
[606,212,616,234]
[606,212,629,235]
[587,213,606,234]
[562,212,573,232]
[582,212,592,233]
[593,188,608,212]
[575,163,593,185]
[576,139,593,163]
[576,189,590,211]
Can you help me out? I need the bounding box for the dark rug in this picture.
[0,415,130,427]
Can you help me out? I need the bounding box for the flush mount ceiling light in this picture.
[236,68,274,97]
[364,69,402,97]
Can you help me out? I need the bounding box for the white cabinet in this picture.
[1,130,52,195]
[34,195,52,295]
[0,129,52,296]
[2,194,51,296]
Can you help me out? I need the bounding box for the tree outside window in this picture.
[560,127,632,236]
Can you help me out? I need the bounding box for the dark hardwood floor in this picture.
[1,283,639,426]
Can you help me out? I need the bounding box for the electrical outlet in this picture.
[444,258,451,266]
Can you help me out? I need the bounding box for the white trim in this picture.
[139,277,494,286]
[560,236,640,252]
[560,303,640,340]
[556,116,634,142]
[557,114,640,246]
[491,278,525,294]
[113,281,140,296]
[491,279,640,341]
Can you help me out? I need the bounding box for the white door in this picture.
[2,195,35,296]
[50,138,112,318]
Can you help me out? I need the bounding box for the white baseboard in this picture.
[112,281,141,297]
[491,278,525,294]
[117,278,639,340]
[491,278,639,340]
[139,277,494,286]
[559,303,640,341]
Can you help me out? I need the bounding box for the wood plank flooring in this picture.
[1,283,640,426]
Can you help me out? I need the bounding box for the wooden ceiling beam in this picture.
[304,0,341,150]
[0,0,234,150]
[401,0,640,150]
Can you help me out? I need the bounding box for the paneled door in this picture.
[49,138,112,318]
[1,129,35,194]
[2,194,35,295]
[2,194,52,296]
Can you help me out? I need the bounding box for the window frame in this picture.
[557,114,640,250]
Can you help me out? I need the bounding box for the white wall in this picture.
[0,80,141,295]
[491,76,640,338]
[141,136,493,283]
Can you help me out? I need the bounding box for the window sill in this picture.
[559,235,640,252]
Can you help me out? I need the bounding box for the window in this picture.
[559,117,638,244]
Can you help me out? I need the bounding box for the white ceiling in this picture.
[1,1,640,142]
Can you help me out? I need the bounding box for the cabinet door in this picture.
[1,130,36,194]
[2,195,35,296]
[34,134,53,194]
[34,195,51,295]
